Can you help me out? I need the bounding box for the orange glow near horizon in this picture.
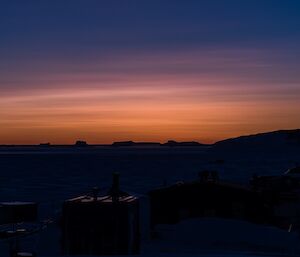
[1,85,299,145]
[1,49,300,144]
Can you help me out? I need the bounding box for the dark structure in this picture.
[251,166,300,191]
[0,202,38,225]
[149,171,273,229]
[62,173,140,255]
[149,169,300,232]
[250,167,300,230]
[0,202,38,257]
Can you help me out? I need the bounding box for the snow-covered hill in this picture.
[214,129,300,151]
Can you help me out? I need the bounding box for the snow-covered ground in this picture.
[0,142,299,256]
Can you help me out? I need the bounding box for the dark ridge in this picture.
[112,141,161,147]
[111,140,208,147]
[39,143,51,147]
[74,140,88,147]
[213,129,300,149]
[163,140,208,147]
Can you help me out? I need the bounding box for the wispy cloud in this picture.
[0,46,299,144]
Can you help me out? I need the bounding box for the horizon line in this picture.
[0,128,299,146]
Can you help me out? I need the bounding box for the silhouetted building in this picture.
[251,167,300,193]
[0,202,38,225]
[250,168,300,231]
[62,173,140,255]
[149,171,271,229]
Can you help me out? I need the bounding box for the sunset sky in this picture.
[1,0,300,144]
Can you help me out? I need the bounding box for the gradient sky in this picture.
[1,0,300,144]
